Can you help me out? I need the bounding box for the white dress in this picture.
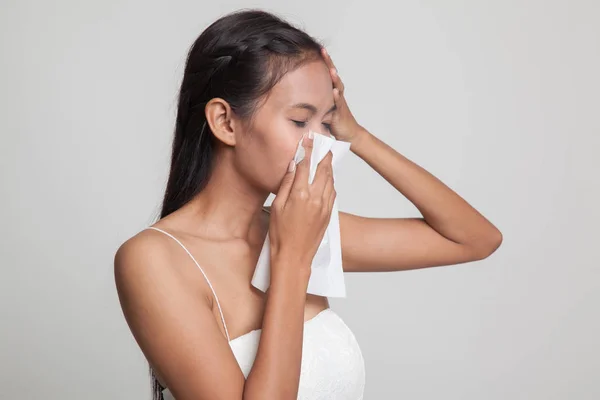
[146,226,366,400]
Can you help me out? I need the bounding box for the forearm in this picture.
[350,128,501,250]
[243,259,310,400]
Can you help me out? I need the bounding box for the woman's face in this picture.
[235,58,335,194]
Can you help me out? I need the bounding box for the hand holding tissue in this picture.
[251,131,352,297]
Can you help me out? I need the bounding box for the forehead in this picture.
[265,59,333,110]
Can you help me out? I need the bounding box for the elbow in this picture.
[471,230,503,260]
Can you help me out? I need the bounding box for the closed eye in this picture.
[291,120,332,131]
[291,120,307,128]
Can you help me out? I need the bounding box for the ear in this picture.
[205,98,238,146]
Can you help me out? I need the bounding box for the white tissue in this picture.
[251,130,351,297]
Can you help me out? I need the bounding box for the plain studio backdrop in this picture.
[1,0,598,399]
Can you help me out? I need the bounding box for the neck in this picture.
[173,158,270,241]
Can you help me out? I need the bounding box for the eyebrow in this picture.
[290,102,337,115]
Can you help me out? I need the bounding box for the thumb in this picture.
[273,160,297,210]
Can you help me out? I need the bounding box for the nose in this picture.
[308,127,332,138]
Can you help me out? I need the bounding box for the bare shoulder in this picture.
[114,229,174,300]
[113,228,189,328]
[113,227,211,310]
[114,228,171,283]
[113,229,245,398]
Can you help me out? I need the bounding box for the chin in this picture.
[268,168,289,195]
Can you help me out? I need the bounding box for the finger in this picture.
[326,169,337,212]
[293,133,314,190]
[333,88,350,112]
[321,163,335,206]
[311,150,333,195]
[333,87,342,106]
[321,47,336,72]
[320,175,336,224]
[321,48,345,94]
[330,68,345,94]
[327,186,337,218]
[272,160,297,209]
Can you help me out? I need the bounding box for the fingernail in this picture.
[308,131,314,139]
[288,160,296,172]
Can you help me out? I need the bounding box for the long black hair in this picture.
[151,8,324,399]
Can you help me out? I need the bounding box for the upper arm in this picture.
[114,233,245,400]
[339,212,500,273]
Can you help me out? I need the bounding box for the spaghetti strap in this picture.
[145,226,230,342]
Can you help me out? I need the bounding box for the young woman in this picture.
[114,9,502,400]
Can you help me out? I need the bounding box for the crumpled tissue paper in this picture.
[251,130,352,297]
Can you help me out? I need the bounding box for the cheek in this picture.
[238,127,301,193]
[261,131,301,194]
[277,136,300,164]
[239,107,306,192]
[268,136,300,189]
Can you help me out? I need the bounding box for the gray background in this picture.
[1,0,598,399]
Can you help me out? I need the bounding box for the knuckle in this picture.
[310,197,323,208]
[320,165,332,177]
[295,189,309,201]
